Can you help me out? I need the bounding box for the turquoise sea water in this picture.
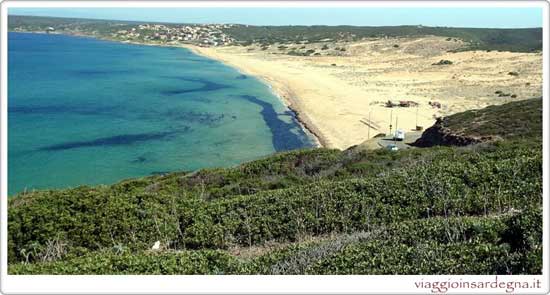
[8,32,315,196]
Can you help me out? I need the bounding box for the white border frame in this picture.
[0,1,549,294]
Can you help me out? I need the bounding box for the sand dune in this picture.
[187,36,542,150]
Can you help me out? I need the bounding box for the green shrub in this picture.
[8,140,542,264]
[7,100,543,274]
[432,59,453,65]
[9,249,239,275]
[11,212,541,275]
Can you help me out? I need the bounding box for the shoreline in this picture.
[10,31,325,148]
[183,44,327,148]
[10,31,542,150]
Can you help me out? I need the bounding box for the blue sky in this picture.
[9,7,543,28]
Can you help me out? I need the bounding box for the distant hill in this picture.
[223,25,542,52]
[8,15,138,34]
[8,99,542,275]
[8,15,543,52]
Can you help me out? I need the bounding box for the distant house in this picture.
[45,27,55,33]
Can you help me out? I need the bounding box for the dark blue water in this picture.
[8,32,315,195]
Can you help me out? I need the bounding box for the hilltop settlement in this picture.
[113,23,236,46]
[10,17,237,46]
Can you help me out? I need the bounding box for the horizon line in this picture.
[8,14,544,30]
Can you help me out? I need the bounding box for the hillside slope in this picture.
[413,98,542,146]
[8,15,543,52]
[223,25,542,53]
[8,99,543,274]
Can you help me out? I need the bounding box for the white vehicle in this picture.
[394,129,405,141]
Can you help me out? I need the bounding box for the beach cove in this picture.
[7,31,543,194]
[7,32,316,195]
[185,37,542,150]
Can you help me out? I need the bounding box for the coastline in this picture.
[12,31,325,148]
[183,44,326,148]
[178,44,394,150]
[10,31,543,150]
[177,42,542,151]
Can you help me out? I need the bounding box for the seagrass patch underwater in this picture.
[7,32,315,195]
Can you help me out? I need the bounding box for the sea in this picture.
[7,32,315,196]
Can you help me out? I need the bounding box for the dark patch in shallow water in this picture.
[237,95,314,151]
[280,110,295,117]
[9,105,117,116]
[213,139,234,146]
[183,58,216,64]
[163,110,226,127]
[236,74,248,80]
[39,131,178,151]
[160,77,230,95]
[132,156,148,163]
[72,69,134,76]
[131,152,157,164]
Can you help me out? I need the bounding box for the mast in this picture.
[416,104,419,128]
[368,111,371,139]
[389,109,393,136]
[394,116,398,144]
[395,116,398,131]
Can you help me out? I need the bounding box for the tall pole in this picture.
[394,116,398,144]
[368,111,371,139]
[389,109,393,136]
[416,105,419,128]
[395,116,398,131]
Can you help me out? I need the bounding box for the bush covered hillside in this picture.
[9,15,543,53]
[8,98,543,275]
[223,25,542,52]
[413,98,543,147]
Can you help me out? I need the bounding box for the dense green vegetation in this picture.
[9,15,542,52]
[8,15,141,36]
[9,212,542,275]
[8,99,543,274]
[223,25,542,52]
[443,98,543,139]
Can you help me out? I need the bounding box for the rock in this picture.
[412,118,490,147]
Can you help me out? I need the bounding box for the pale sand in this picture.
[185,36,542,150]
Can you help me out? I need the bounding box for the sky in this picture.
[9,7,543,28]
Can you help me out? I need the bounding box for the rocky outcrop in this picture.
[412,118,492,147]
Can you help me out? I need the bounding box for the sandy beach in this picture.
[185,36,542,150]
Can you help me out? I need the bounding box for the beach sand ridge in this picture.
[186,36,542,150]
